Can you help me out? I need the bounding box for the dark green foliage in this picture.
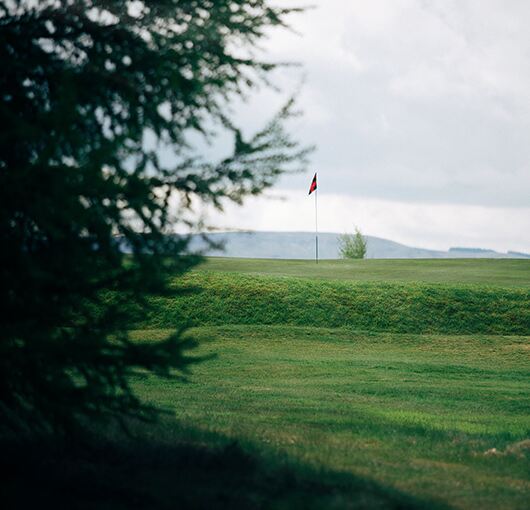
[144,271,530,335]
[0,1,309,432]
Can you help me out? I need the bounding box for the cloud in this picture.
[169,1,530,251]
[254,0,530,208]
[204,189,530,253]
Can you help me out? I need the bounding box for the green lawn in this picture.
[109,258,530,509]
[6,260,523,508]
[132,325,530,510]
[199,257,530,287]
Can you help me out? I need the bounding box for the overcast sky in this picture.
[208,0,530,252]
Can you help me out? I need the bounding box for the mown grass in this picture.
[10,258,527,509]
[130,325,530,510]
[127,259,529,509]
[143,271,530,335]
[199,258,530,287]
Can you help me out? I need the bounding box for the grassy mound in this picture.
[144,271,530,335]
[82,258,529,509]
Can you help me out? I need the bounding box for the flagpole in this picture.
[315,181,319,264]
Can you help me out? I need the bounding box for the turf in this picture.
[131,325,530,510]
[60,258,530,508]
[199,257,530,287]
[132,258,529,509]
[144,271,530,335]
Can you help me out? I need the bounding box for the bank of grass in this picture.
[129,325,530,510]
[35,258,528,509]
[143,271,530,335]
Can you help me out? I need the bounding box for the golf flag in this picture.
[308,173,317,195]
[308,172,319,263]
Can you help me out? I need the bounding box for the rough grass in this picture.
[143,271,530,335]
[130,325,530,510]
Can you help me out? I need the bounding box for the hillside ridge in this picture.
[189,231,530,259]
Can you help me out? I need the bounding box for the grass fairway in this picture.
[54,257,524,508]
[132,326,529,510]
[127,258,530,509]
[199,257,530,287]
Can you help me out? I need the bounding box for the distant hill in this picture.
[188,231,530,259]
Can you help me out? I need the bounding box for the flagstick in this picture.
[315,185,319,264]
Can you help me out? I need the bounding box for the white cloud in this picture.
[171,1,530,252]
[250,0,530,208]
[202,189,530,253]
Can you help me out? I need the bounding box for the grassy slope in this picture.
[145,271,530,335]
[87,258,530,509]
[131,259,530,508]
[132,326,530,510]
[200,257,530,287]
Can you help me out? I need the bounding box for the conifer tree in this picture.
[0,0,309,432]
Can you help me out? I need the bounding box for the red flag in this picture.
[308,173,317,195]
